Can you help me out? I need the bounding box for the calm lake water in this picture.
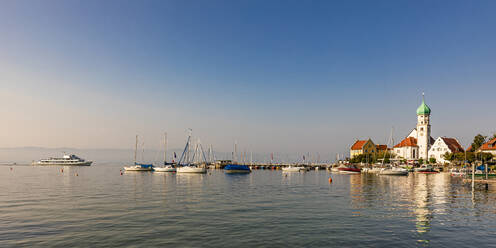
[1,164,495,247]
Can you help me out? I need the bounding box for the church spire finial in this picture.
[416,92,431,115]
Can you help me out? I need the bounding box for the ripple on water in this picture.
[1,166,496,247]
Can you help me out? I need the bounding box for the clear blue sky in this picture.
[1,0,495,156]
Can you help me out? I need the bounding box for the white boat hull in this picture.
[33,161,93,166]
[282,167,305,172]
[124,166,153,171]
[154,167,176,172]
[177,166,206,173]
[339,171,361,174]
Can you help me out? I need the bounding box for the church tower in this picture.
[416,93,431,160]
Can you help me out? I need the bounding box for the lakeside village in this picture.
[344,94,496,175]
[29,94,495,177]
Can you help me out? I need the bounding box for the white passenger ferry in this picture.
[33,154,92,166]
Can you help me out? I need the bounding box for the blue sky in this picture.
[1,0,495,157]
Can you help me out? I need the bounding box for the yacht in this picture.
[177,165,206,173]
[124,135,154,172]
[224,164,251,173]
[153,132,176,172]
[124,163,153,171]
[175,130,207,174]
[33,154,92,166]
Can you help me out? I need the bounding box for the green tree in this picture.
[471,134,487,151]
[429,157,436,164]
[480,152,493,161]
[418,158,424,164]
[443,152,454,162]
[454,153,466,163]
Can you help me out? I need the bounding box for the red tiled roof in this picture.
[480,137,496,151]
[394,137,417,148]
[351,140,367,150]
[440,137,464,153]
[376,145,387,151]
[466,145,473,152]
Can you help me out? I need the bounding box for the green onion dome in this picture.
[416,99,431,115]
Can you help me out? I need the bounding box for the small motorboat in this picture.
[282,166,306,172]
[224,164,251,173]
[331,164,348,172]
[338,166,361,174]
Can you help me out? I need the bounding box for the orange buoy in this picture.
[328,177,332,183]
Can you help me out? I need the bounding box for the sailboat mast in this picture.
[164,132,168,164]
[234,141,238,164]
[134,135,138,164]
[250,151,253,166]
[142,141,145,162]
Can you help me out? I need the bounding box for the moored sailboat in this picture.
[154,132,176,172]
[124,135,153,171]
[224,141,251,173]
[176,130,207,174]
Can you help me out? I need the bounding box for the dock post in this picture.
[472,163,475,189]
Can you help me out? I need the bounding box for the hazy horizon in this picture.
[1,0,495,156]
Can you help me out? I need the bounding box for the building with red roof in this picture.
[350,139,377,158]
[477,137,496,156]
[428,137,464,163]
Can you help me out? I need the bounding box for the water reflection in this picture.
[3,166,496,247]
[412,173,432,238]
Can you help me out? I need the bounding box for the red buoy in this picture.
[328,177,332,183]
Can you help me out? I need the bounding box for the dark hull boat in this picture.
[224,164,251,173]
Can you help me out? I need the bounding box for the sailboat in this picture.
[176,130,207,174]
[379,127,408,176]
[224,141,251,173]
[124,135,153,171]
[154,132,176,172]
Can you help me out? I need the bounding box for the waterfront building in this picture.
[392,95,434,161]
[393,137,419,160]
[350,139,377,158]
[477,137,496,156]
[428,137,464,163]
